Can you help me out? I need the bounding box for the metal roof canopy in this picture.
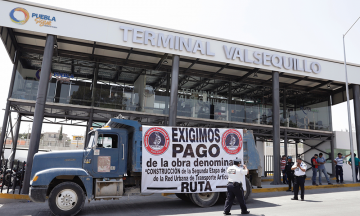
[0,27,344,98]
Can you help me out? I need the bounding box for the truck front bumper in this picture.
[29,186,48,202]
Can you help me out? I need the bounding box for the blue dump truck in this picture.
[29,118,261,216]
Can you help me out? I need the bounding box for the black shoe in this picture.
[319,183,322,185]
[241,211,250,214]
[223,212,231,215]
[257,186,263,188]
[328,183,333,185]
[291,198,298,200]
[301,199,304,201]
[340,182,344,184]
[286,189,292,192]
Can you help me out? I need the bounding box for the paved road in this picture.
[0,187,359,216]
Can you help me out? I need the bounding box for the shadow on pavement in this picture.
[247,199,281,209]
[230,214,265,216]
[302,200,322,203]
[75,195,279,216]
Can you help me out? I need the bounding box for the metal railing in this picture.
[0,159,26,194]
[264,155,274,177]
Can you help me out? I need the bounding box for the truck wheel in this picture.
[175,193,191,202]
[48,182,85,216]
[189,192,220,207]
[244,177,252,200]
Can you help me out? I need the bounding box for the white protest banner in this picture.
[141,126,244,193]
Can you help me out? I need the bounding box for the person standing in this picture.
[334,153,351,184]
[285,156,295,192]
[348,153,360,182]
[311,154,319,186]
[223,159,250,215]
[280,155,288,184]
[316,153,333,185]
[291,157,307,201]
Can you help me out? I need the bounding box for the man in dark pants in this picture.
[334,153,351,184]
[285,156,295,192]
[291,157,307,201]
[223,159,250,215]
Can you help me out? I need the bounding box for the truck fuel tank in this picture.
[94,178,123,200]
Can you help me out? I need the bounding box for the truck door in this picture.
[91,133,122,178]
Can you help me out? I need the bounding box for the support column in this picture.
[284,129,288,157]
[169,55,179,126]
[85,109,94,144]
[330,136,335,177]
[9,114,21,171]
[283,89,287,119]
[272,71,281,184]
[0,51,19,161]
[165,73,170,115]
[22,35,55,194]
[91,63,99,107]
[329,95,335,177]
[227,82,232,121]
[54,80,62,103]
[353,85,360,158]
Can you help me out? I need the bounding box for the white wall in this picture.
[334,131,358,151]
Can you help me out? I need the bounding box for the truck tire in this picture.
[175,193,191,202]
[244,177,252,200]
[189,192,220,207]
[48,182,85,216]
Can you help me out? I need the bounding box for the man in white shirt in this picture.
[334,152,351,184]
[291,157,307,201]
[223,159,250,215]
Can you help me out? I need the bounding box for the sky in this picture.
[1,0,360,137]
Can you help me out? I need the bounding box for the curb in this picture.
[252,183,360,193]
[0,193,30,200]
[261,177,337,182]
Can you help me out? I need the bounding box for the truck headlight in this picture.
[32,176,39,182]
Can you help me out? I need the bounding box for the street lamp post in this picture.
[342,17,360,183]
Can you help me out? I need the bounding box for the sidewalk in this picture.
[254,177,360,193]
[0,187,30,200]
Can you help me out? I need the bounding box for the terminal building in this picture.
[0,0,359,192]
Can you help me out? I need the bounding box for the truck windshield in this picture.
[87,133,95,149]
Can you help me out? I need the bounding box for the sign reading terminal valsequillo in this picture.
[120,26,321,74]
[223,45,321,74]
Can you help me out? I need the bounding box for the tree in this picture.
[59,125,63,141]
